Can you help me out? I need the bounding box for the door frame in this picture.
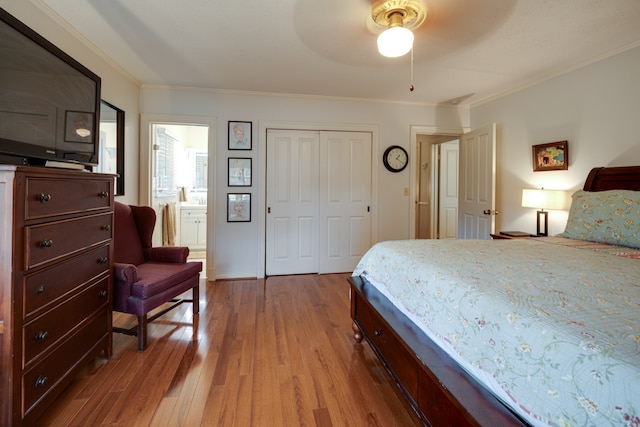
[140,113,217,280]
[258,120,379,278]
[410,125,469,239]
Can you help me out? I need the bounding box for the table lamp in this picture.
[521,189,569,236]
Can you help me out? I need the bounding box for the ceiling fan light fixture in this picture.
[377,25,414,57]
[371,0,427,58]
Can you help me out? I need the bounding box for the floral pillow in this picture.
[560,189,640,248]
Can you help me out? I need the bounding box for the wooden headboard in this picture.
[583,165,640,191]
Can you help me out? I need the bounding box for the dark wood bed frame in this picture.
[349,165,640,426]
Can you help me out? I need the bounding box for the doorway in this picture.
[415,133,461,239]
[140,114,217,280]
[410,124,497,241]
[151,123,208,242]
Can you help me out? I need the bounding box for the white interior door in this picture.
[266,130,319,275]
[318,132,372,273]
[415,137,430,239]
[438,140,459,239]
[458,123,496,239]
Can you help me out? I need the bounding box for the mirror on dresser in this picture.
[97,100,125,195]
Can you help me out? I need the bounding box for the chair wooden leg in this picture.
[193,285,200,315]
[137,315,148,352]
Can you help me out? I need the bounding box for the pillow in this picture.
[560,189,640,248]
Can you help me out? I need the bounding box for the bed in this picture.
[349,165,640,427]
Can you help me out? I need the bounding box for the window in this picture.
[153,126,177,196]
[194,151,207,190]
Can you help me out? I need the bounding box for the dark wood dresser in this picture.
[0,165,114,426]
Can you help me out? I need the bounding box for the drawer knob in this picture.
[36,285,45,294]
[39,239,53,248]
[39,193,52,202]
[99,290,108,298]
[103,224,111,231]
[35,376,48,388]
[35,331,48,341]
[99,191,109,198]
[374,329,383,336]
[98,257,108,264]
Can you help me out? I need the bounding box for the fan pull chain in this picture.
[409,46,415,92]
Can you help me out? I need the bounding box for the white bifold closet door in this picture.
[266,129,372,275]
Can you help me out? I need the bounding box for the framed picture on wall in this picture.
[228,121,252,150]
[228,157,252,186]
[532,141,568,171]
[227,193,251,222]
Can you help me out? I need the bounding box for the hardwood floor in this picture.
[34,274,421,426]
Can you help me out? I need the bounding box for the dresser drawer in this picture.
[22,275,109,366]
[25,212,112,270]
[23,245,110,319]
[22,310,109,418]
[24,176,112,221]
[22,246,109,319]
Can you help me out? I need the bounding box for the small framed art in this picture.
[228,121,252,150]
[65,111,94,143]
[532,141,568,171]
[228,157,252,187]
[227,193,251,222]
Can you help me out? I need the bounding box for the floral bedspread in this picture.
[353,237,640,427]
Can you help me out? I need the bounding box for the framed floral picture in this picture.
[227,193,251,222]
[532,141,568,171]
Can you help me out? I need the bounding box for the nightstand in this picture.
[490,231,534,239]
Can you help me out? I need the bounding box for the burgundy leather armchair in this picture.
[112,201,202,351]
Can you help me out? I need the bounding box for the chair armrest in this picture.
[113,262,137,313]
[144,246,189,263]
[113,262,138,286]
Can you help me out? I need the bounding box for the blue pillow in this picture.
[560,189,640,248]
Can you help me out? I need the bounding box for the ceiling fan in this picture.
[371,0,428,57]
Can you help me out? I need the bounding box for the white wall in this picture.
[7,0,639,275]
[471,46,640,236]
[1,0,141,203]
[141,86,470,277]
[1,1,471,279]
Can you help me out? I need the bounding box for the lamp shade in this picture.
[377,26,414,57]
[521,189,570,210]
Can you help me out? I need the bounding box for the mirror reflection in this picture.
[97,100,125,195]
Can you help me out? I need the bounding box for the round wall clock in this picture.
[382,145,408,173]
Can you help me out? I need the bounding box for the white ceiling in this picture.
[36,0,640,106]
